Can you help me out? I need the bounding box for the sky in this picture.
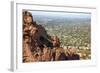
[28,10,91,19]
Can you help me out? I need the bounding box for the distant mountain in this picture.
[33,15,91,26]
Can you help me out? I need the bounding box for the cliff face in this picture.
[23,11,54,62]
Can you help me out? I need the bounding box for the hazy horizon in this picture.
[29,10,91,19]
